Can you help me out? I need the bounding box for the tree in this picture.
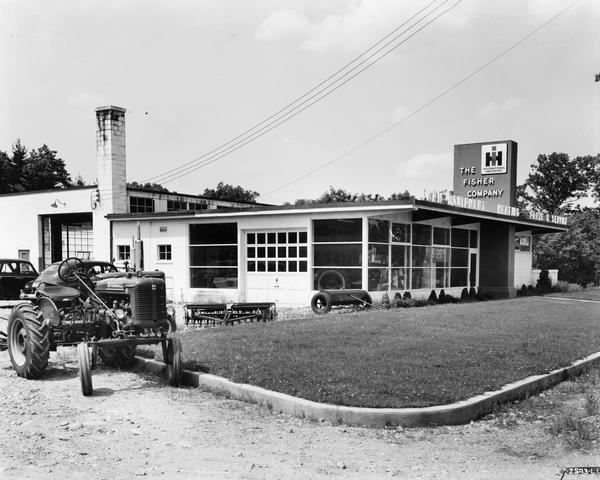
[127,181,171,193]
[0,140,74,193]
[519,153,594,214]
[201,182,259,203]
[292,186,412,206]
[22,145,72,190]
[534,208,600,287]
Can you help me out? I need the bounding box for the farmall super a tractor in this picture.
[0,257,182,395]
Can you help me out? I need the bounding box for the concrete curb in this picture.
[135,351,600,428]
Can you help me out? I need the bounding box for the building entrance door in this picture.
[245,230,309,306]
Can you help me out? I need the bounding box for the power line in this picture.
[97,0,461,200]
[262,0,582,200]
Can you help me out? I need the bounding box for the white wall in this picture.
[112,219,189,302]
[0,188,96,270]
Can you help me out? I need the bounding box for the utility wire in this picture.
[98,0,460,201]
[262,0,581,200]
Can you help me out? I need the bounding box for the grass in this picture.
[143,293,600,408]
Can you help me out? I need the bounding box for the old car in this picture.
[0,259,38,299]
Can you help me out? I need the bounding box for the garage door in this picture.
[245,230,309,306]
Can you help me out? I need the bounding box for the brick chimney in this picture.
[95,105,127,214]
[94,105,127,261]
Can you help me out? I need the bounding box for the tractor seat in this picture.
[37,284,81,302]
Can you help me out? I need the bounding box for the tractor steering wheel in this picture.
[58,257,85,282]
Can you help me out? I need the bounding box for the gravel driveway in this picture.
[1,308,599,479]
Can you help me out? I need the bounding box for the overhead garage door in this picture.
[245,230,309,306]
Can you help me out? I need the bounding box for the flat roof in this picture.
[107,198,568,235]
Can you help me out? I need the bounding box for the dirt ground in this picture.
[0,346,598,480]
[2,300,600,480]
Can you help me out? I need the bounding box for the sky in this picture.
[1,0,599,205]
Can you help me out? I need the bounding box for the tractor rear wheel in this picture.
[98,344,137,368]
[77,342,93,396]
[163,337,182,387]
[7,303,50,379]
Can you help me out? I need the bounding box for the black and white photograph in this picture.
[1,0,599,478]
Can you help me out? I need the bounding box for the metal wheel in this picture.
[163,337,182,387]
[77,342,93,396]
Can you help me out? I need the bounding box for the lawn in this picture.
[152,294,600,408]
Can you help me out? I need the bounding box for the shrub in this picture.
[438,289,447,304]
[402,291,412,300]
[536,269,553,294]
[444,293,459,303]
[527,285,535,295]
[552,280,570,293]
[381,292,391,309]
[413,298,429,307]
[392,292,403,308]
[460,288,469,301]
[518,284,528,297]
[468,287,477,300]
[428,290,438,305]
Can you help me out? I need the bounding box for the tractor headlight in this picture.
[114,308,127,320]
[166,305,176,318]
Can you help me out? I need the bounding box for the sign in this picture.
[481,144,507,174]
[453,140,517,214]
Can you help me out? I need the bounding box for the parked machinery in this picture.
[2,257,182,395]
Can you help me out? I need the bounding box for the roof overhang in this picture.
[107,199,568,235]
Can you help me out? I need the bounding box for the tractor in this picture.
[0,257,182,395]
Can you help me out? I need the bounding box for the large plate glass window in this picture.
[190,223,238,288]
[313,219,362,290]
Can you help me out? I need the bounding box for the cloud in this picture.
[480,97,524,118]
[255,0,469,53]
[255,9,312,42]
[391,105,410,122]
[396,152,453,193]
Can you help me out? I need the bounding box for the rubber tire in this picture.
[311,292,332,314]
[167,315,177,333]
[98,344,137,368]
[98,345,119,367]
[317,270,345,290]
[117,344,137,368]
[77,342,93,396]
[7,303,50,379]
[164,337,182,387]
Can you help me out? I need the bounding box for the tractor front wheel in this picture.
[163,337,182,387]
[7,303,50,379]
[77,342,93,396]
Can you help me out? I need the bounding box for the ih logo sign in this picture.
[481,143,507,175]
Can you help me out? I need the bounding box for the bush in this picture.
[460,288,469,301]
[413,298,429,307]
[402,291,412,300]
[536,269,553,294]
[552,280,570,293]
[438,289,447,303]
[527,285,535,295]
[381,292,391,309]
[518,284,528,297]
[428,290,438,305]
[392,292,403,308]
[469,287,477,300]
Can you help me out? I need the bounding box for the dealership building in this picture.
[0,106,567,305]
